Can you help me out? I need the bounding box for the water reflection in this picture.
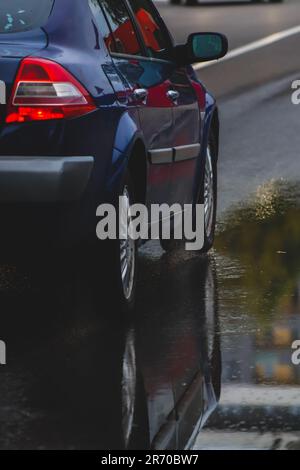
[135,253,221,449]
[0,246,220,449]
[195,181,300,450]
[1,180,300,450]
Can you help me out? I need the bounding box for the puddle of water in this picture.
[195,180,300,450]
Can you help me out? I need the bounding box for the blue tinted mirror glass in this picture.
[192,34,223,60]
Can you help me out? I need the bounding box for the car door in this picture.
[125,0,179,208]
[96,0,175,207]
[128,0,201,208]
[168,66,201,206]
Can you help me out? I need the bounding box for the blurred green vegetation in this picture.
[215,181,300,324]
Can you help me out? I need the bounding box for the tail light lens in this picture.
[6,58,96,124]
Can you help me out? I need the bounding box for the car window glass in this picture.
[0,0,54,34]
[128,0,170,60]
[89,0,115,51]
[99,0,143,56]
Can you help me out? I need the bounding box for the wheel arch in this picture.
[106,111,148,203]
[128,139,148,206]
[210,107,220,159]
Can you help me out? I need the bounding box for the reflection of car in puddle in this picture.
[119,255,221,449]
[0,253,221,450]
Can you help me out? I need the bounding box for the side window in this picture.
[128,0,171,60]
[98,0,143,56]
[89,0,116,53]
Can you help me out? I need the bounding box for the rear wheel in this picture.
[94,171,138,315]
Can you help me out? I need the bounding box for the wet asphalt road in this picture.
[1,0,300,451]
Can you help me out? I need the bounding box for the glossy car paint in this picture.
[0,0,218,247]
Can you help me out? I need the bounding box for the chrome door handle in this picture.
[167,90,180,103]
[132,88,148,103]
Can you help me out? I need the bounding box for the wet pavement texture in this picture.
[0,247,220,449]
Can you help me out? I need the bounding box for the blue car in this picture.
[0,0,227,311]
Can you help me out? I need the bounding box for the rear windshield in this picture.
[0,0,54,34]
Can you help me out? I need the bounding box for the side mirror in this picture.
[174,32,228,66]
[188,32,228,63]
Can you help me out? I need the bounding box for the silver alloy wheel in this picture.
[120,186,136,301]
[204,145,214,238]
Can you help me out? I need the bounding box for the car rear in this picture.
[0,1,99,254]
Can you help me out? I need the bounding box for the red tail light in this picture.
[6,58,96,124]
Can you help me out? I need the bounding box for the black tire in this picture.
[197,131,218,254]
[170,0,181,4]
[186,0,198,5]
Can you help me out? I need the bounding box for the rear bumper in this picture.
[0,156,94,203]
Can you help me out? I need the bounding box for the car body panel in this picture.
[0,0,218,213]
